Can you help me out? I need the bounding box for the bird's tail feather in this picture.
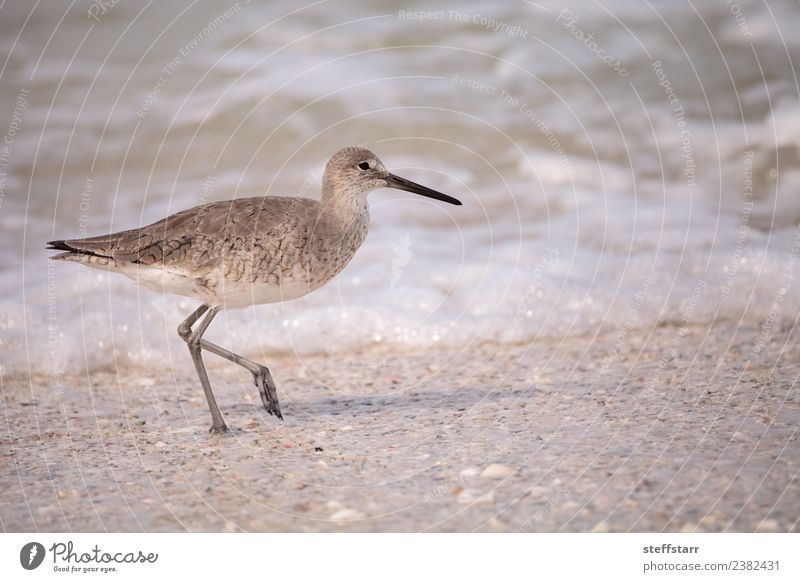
[46,238,113,257]
[48,250,116,267]
[47,239,117,267]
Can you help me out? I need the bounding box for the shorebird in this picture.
[47,147,461,433]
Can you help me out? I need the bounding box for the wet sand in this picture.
[1,323,798,532]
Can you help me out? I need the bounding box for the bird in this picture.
[47,147,462,433]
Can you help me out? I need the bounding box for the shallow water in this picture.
[1,0,798,377]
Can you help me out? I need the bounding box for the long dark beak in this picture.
[385,173,462,206]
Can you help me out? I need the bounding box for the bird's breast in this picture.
[308,213,369,285]
[208,200,370,306]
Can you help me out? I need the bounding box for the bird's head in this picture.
[322,146,462,205]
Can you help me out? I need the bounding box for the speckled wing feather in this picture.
[47,196,320,282]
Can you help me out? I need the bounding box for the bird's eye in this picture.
[358,161,370,171]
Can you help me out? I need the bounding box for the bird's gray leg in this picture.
[178,305,282,420]
[179,306,228,434]
[177,304,209,340]
[195,340,282,420]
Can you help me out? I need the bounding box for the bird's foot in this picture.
[254,366,282,420]
[208,423,228,434]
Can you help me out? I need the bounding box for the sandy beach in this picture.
[2,322,797,533]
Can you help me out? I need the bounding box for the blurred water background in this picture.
[1,0,798,377]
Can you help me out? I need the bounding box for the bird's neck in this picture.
[321,185,370,231]
[314,190,370,276]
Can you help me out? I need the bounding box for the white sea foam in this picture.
[0,0,798,378]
